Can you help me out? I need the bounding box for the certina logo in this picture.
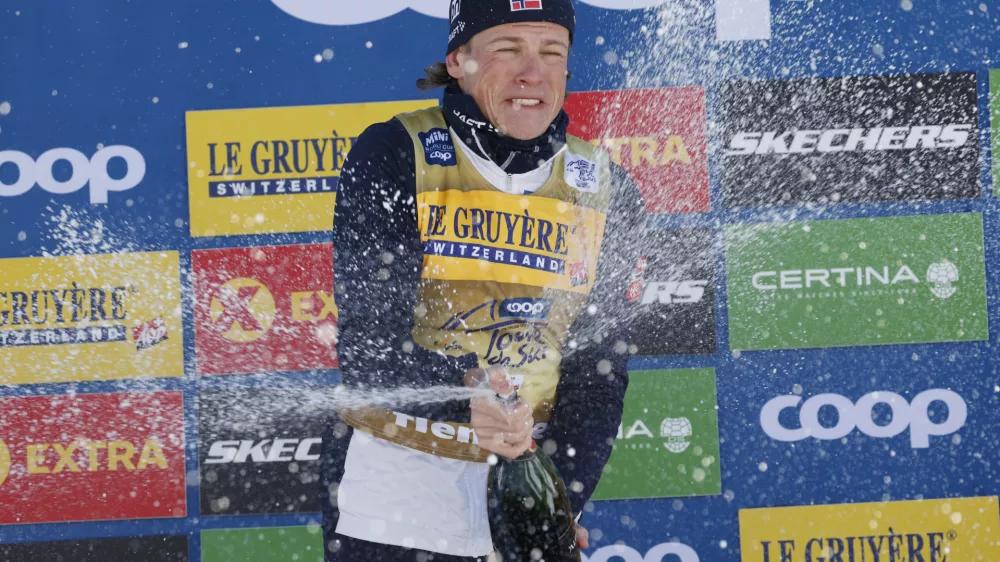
[204,438,321,464]
[0,439,168,485]
[565,153,600,193]
[752,262,959,300]
[582,542,700,562]
[271,0,672,26]
[0,286,134,349]
[726,125,972,156]
[419,128,456,168]
[209,278,335,343]
[761,389,967,448]
[0,146,145,204]
[499,298,552,320]
[617,417,693,453]
[640,280,708,305]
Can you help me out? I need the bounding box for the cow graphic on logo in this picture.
[626,257,649,303]
[565,153,599,193]
[568,262,589,287]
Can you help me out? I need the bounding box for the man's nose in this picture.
[515,53,545,86]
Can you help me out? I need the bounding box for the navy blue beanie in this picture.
[447,0,576,55]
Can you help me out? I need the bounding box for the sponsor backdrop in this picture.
[1,1,999,561]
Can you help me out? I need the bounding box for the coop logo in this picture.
[0,146,145,204]
[419,128,456,167]
[499,298,551,320]
[204,438,321,464]
[616,417,693,453]
[582,542,700,562]
[751,262,960,300]
[640,280,708,305]
[761,389,967,448]
[726,125,973,156]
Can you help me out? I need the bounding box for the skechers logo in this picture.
[419,128,456,167]
[726,124,972,156]
[499,298,551,320]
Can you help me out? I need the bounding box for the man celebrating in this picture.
[321,0,646,560]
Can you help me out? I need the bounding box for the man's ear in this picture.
[446,50,464,80]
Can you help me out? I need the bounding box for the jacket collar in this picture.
[442,85,569,175]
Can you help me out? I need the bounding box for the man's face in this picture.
[447,22,570,141]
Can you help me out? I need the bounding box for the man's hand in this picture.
[466,366,534,459]
[575,525,589,549]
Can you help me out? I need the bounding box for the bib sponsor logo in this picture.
[564,153,600,193]
[761,389,967,448]
[417,190,604,294]
[419,128,456,167]
[498,298,551,320]
[0,146,145,204]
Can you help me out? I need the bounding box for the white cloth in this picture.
[335,430,494,557]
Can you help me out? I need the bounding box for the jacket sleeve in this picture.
[332,118,477,423]
[542,163,646,518]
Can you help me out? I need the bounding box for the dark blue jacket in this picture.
[329,85,646,517]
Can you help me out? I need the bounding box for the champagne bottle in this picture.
[487,390,580,562]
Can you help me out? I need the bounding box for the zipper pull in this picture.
[507,173,513,193]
